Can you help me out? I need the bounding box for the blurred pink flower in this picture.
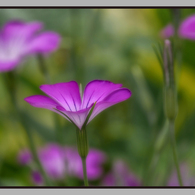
[18,149,31,165]
[160,24,175,39]
[64,147,106,180]
[0,20,61,72]
[160,14,195,40]
[31,171,43,185]
[102,160,141,186]
[18,144,65,183]
[167,163,195,186]
[18,144,106,185]
[38,144,65,179]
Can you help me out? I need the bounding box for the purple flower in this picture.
[160,14,195,40]
[102,160,141,186]
[24,80,132,130]
[18,149,32,165]
[18,144,107,184]
[64,147,106,180]
[18,144,65,180]
[31,171,43,185]
[0,20,61,72]
[160,24,175,39]
[38,144,65,179]
[167,163,195,186]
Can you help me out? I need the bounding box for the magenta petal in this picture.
[77,149,106,180]
[0,20,61,72]
[160,24,174,39]
[38,144,65,179]
[0,60,20,72]
[27,32,61,53]
[24,95,73,123]
[64,147,106,180]
[82,80,122,109]
[102,160,141,186]
[24,95,60,110]
[0,21,43,72]
[63,147,81,175]
[88,88,131,123]
[178,14,195,40]
[40,82,81,112]
[57,104,93,129]
[2,20,43,41]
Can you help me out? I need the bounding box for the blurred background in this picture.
[0,8,195,186]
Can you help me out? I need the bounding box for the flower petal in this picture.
[0,21,43,70]
[2,20,43,42]
[56,104,94,129]
[24,96,70,123]
[24,95,60,110]
[40,82,82,112]
[82,80,122,109]
[38,144,65,179]
[76,149,106,180]
[0,60,20,72]
[178,14,195,40]
[160,24,174,39]
[27,32,61,54]
[64,147,106,180]
[88,88,131,123]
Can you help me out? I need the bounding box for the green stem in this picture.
[75,127,89,186]
[3,72,51,186]
[169,119,183,186]
[81,157,89,186]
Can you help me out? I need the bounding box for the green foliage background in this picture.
[0,8,195,186]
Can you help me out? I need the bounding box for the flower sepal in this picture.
[81,102,96,129]
[76,103,96,159]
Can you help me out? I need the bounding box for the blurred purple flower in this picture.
[31,171,43,185]
[160,24,175,39]
[18,144,65,180]
[24,80,132,130]
[160,14,195,40]
[167,163,195,186]
[102,160,141,186]
[0,20,61,72]
[18,144,106,184]
[38,144,65,179]
[18,149,32,165]
[64,147,106,180]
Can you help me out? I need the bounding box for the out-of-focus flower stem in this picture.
[163,40,183,186]
[169,119,183,186]
[3,72,51,186]
[37,54,63,145]
[82,157,89,186]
